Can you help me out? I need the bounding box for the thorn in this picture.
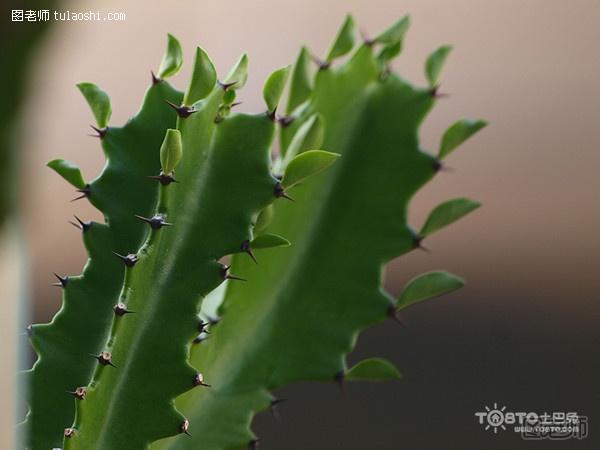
[165,100,197,118]
[180,419,191,436]
[193,373,211,387]
[220,264,246,282]
[387,305,408,327]
[240,240,257,264]
[360,29,375,46]
[217,80,238,91]
[114,303,135,316]
[274,182,294,201]
[148,172,177,185]
[270,398,287,420]
[193,334,210,344]
[69,215,92,232]
[334,371,346,395]
[71,185,91,202]
[51,272,69,288]
[135,214,172,229]
[230,101,243,108]
[310,53,330,70]
[151,70,161,84]
[266,107,278,122]
[207,315,221,326]
[277,115,294,127]
[248,439,260,450]
[66,387,87,400]
[412,235,430,253]
[112,251,139,267]
[89,125,107,139]
[430,85,450,98]
[198,321,210,333]
[64,428,76,438]
[25,324,33,337]
[90,351,116,367]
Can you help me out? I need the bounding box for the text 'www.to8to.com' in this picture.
[11,9,126,22]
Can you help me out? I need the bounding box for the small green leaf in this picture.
[439,119,487,159]
[76,82,111,128]
[223,54,249,90]
[420,198,480,237]
[375,15,410,45]
[286,46,312,113]
[159,129,183,175]
[251,234,291,249]
[282,150,339,189]
[157,33,183,79]
[263,65,291,113]
[183,47,217,106]
[223,89,236,105]
[425,45,452,87]
[281,114,324,166]
[346,358,401,381]
[378,40,403,64]
[254,205,274,234]
[397,271,464,309]
[326,15,355,62]
[47,159,86,189]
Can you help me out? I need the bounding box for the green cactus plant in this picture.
[20,15,486,450]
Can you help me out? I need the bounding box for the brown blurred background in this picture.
[4,0,600,448]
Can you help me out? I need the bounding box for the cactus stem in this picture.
[66,387,87,400]
[217,80,238,91]
[64,428,76,438]
[274,182,295,202]
[113,303,135,316]
[277,115,295,127]
[134,214,172,229]
[151,70,161,85]
[51,273,69,288]
[165,100,197,119]
[180,419,191,436]
[193,373,211,387]
[240,240,258,264]
[69,215,92,232]
[148,172,178,185]
[111,251,139,267]
[89,125,108,139]
[90,351,116,367]
[71,184,91,202]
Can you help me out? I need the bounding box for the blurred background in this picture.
[2,0,599,448]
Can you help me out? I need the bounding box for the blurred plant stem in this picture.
[0,1,55,447]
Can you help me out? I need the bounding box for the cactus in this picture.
[20,16,485,450]
[151,16,486,450]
